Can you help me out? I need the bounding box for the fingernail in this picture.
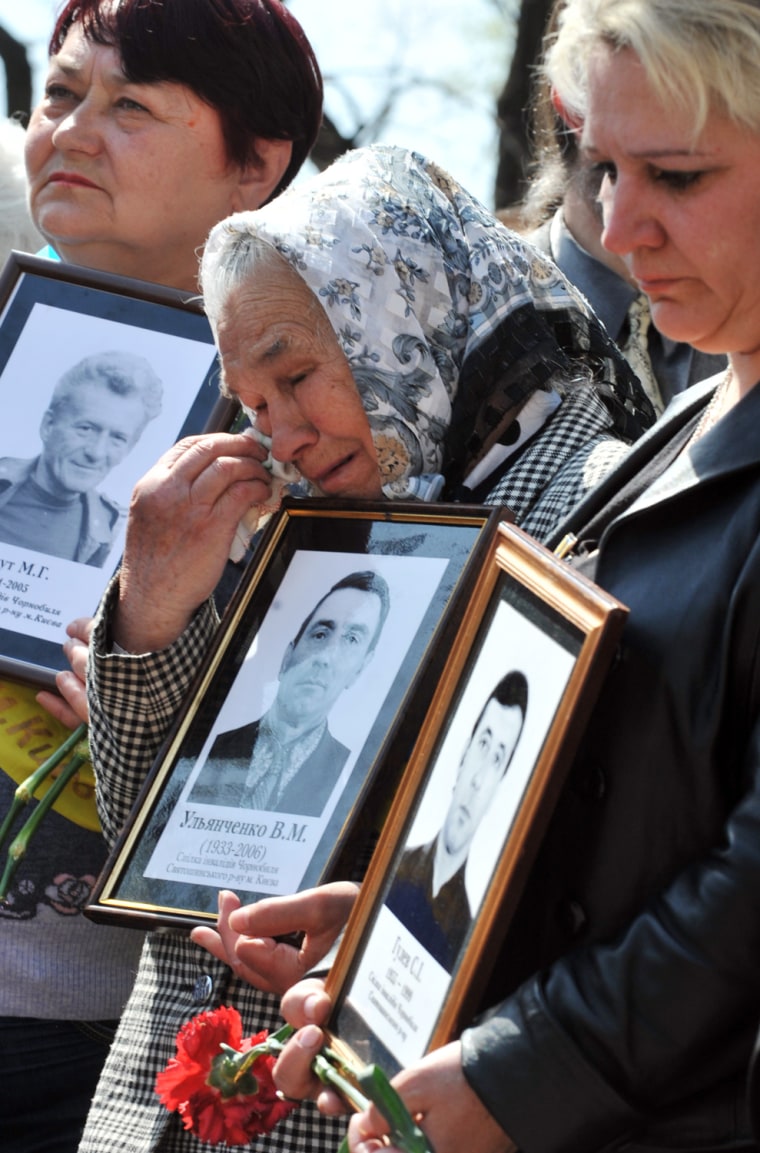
[296,1025,323,1051]
[303,993,322,1022]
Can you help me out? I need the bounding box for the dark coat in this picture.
[189,717,350,817]
[462,377,760,1153]
[386,838,472,973]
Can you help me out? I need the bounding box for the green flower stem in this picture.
[230,1022,431,1153]
[313,1048,370,1114]
[228,1022,297,1081]
[0,728,90,900]
[353,1064,432,1153]
[0,722,89,852]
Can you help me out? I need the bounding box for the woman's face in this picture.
[216,264,382,501]
[583,44,760,364]
[25,21,252,291]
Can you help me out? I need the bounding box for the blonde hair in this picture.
[0,118,43,262]
[545,0,760,138]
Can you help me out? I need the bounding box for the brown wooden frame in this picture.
[325,520,627,1078]
[86,499,502,932]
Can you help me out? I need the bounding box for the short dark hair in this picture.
[291,570,391,656]
[50,0,323,199]
[469,670,528,776]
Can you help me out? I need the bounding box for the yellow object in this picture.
[0,678,100,832]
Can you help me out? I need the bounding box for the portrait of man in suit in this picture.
[189,569,391,816]
[386,669,529,971]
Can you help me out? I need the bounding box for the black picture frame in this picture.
[324,520,628,1079]
[85,499,502,932]
[0,252,235,686]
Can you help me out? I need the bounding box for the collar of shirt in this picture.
[549,210,636,343]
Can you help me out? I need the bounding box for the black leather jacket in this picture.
[461,377,760,1153]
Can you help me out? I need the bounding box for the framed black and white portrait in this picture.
[324,521,628,1079]
[0,253,234,684]
[86,500,501,931]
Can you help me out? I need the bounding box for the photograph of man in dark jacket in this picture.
[190,569,391,816]
[387,670,528,971]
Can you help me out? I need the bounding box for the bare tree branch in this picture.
[310,113,356,171]
[312,68,499,174]
[494,0,553,209]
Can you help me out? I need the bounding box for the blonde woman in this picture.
[272,4,760,1152]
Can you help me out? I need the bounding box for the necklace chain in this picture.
[689,368,732,445]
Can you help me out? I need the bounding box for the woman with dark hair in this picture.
[0,3,323,1151]
[27,0,322,292]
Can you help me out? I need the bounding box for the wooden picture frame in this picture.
[0,252,235,685]
[324,520,628,1078]
[86,499,502,932]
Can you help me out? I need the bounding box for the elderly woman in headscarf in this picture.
[202,143,652,539]
[80,144,652,1153]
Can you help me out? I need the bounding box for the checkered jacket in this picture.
[81,586,348,1153]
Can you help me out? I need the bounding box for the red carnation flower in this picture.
[156,1006,296,1146]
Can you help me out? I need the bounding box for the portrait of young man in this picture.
[385,670,529,972]
[189,569,391,817]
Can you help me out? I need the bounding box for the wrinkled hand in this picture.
[36,616,93,729]
[191,882,358,995]
[114,432,271,653]
[346,1043,514,1153]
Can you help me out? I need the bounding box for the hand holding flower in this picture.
[157,1003,433,1152]
[274,987,512,1153]
[344,1042,514,1153]
[276,978,343,1109]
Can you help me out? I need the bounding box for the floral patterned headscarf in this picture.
[202,144,653,501]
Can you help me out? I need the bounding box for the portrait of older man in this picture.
[0,349,163,566]
[386,669,529,972]
[190,569,391,817]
